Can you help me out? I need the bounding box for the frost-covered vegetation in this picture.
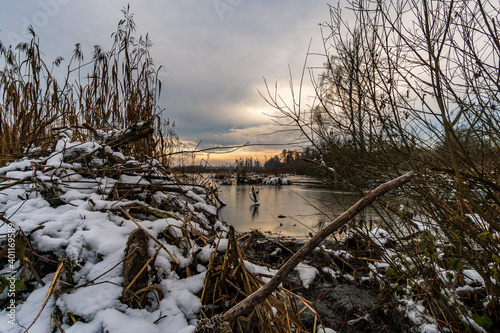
[2,1,500,332]
[0,131,225,332]
[262,0,500,331]
[0,7,321,333]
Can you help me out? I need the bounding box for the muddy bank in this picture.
[241,232,414,333]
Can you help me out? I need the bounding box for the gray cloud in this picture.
[1,0,331,161]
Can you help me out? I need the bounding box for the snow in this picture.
[0,159,36,173]
[112,151,126,160]
[45,140,101,168]
[196,244,215,263]
[460,314,488,333]
[243,260,278,283]
[319,246,353,260]
[316,325,337,333]
[467,213,500,238]
[95,128,125,141]
[368,228,393,246]
[243,260,278,276]
[421,324,440,333]
[57,284,122,319]
[463,269,485,286]
[398,297,441,332]
[0,136,244,333]
[185,190,205,203]
[262,177,290,185]
[295,263,318,288]
[193,202,217,216]
[216,238,229,252]
[323,267,340,278]
[270,248,281,256]
[4,274,56,333]
[61,189,90,202]
[120,174,150,185]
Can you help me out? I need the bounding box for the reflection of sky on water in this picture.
[217,178,380,237]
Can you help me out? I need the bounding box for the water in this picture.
[217,176,380,237]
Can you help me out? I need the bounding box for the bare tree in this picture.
[263,0,500,330]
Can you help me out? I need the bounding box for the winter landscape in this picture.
[1,1,500,332]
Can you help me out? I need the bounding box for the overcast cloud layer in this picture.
[1,1,332,163]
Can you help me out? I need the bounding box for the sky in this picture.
[0,0,336,165]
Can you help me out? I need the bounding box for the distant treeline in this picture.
[259,148,318,175]
[172,147,321,176]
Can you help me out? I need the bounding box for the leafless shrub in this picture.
[264,0,500,330]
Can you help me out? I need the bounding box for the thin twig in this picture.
[119,207,180,264]
[23,262,64,333]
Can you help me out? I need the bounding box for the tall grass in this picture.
[0,5,176,166]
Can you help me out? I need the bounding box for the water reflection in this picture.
[217,176,379,237]
[250,204,259,219]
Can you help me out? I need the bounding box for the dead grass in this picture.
[0,6,179,167]
[199,226,322,332]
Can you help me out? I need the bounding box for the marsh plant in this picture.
[0,5,178,167]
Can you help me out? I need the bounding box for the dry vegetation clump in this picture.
[0,5,179,168]
[199,226,321,332]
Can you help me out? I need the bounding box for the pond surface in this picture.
[217,176,381,237]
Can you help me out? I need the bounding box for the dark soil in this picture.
[241,232,413,333]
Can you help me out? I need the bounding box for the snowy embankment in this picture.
[341,222,496,333]
[262,177,290,185]
[0,130,231,333]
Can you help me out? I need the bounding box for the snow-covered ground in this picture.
[0,134,231,333]
[2,132,494,332]
[262,177,291,185]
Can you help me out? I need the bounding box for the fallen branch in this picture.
[83,122,154,148]
[198,171,414,329]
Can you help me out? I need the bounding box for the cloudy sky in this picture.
[1,1,336,164]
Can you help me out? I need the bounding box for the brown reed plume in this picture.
[0,5,177,166]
